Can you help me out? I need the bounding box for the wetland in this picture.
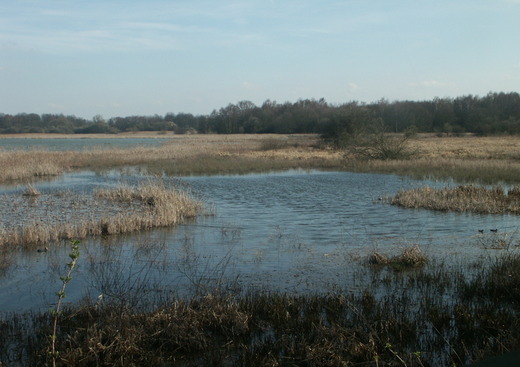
[1,134,520,366]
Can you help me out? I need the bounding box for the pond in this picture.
[0,169,518,313]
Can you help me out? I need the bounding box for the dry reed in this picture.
[367,245,428,269]
[3,134,520,183]
[0,181,205,249]
[0,134,328,182]
[22,183,41,197]
[391,184,520,214]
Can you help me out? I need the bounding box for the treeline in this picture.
[1,92,519,136]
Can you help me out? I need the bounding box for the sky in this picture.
[1,0,519,119]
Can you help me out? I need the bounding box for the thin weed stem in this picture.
[50,239,80,367]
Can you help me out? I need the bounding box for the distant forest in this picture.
[1,92,520,137]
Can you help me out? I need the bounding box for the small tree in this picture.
[342,118,415,160]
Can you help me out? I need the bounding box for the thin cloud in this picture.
[349,82,359,91]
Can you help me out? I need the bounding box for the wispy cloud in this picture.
[0,1,261,53]
[348,82,359,91]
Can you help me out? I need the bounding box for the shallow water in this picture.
[0,137,168,151]
[0,169,518,313]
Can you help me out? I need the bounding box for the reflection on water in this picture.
[0,169,519,312]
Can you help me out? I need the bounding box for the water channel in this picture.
[1,169,518,314]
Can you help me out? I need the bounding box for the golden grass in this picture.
[2,133,520,183]
[408,134,520,160]
[0,180,205,249]
[391,184,520,214]
[0,134,338,182]
[342,135,520,183]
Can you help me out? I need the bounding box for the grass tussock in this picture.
[391,184,520,214]
[22,183,41,197]
[0,181,205,250]
[367,245,428,270]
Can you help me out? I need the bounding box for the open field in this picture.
[343,134,520,184]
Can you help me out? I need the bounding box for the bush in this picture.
[341,119,416,160]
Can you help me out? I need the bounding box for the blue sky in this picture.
[1,0,519,119]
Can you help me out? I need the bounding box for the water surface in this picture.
[0,137,168,151]
[0,170,518,313]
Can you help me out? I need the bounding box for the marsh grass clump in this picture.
[391,184,520,214]
[0,246,12,275]
[0,180,205,249]
[22,183,41,197]
[22,292,432,367]
[367,245,428,270]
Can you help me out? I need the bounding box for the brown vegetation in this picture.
[2,133,520,184]
[0,134,339,182]
[0,181,205,250]
[390,184,520,214]
[4,252,520,366]
[367,244,428,270]
[343,135,520,183]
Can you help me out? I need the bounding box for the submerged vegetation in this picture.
[367,244,428,270]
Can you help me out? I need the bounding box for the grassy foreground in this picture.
[2,251,520,366]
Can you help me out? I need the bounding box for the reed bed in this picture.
[390,184,520,214]
[345,157,520,184]
[0,181,205,250]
